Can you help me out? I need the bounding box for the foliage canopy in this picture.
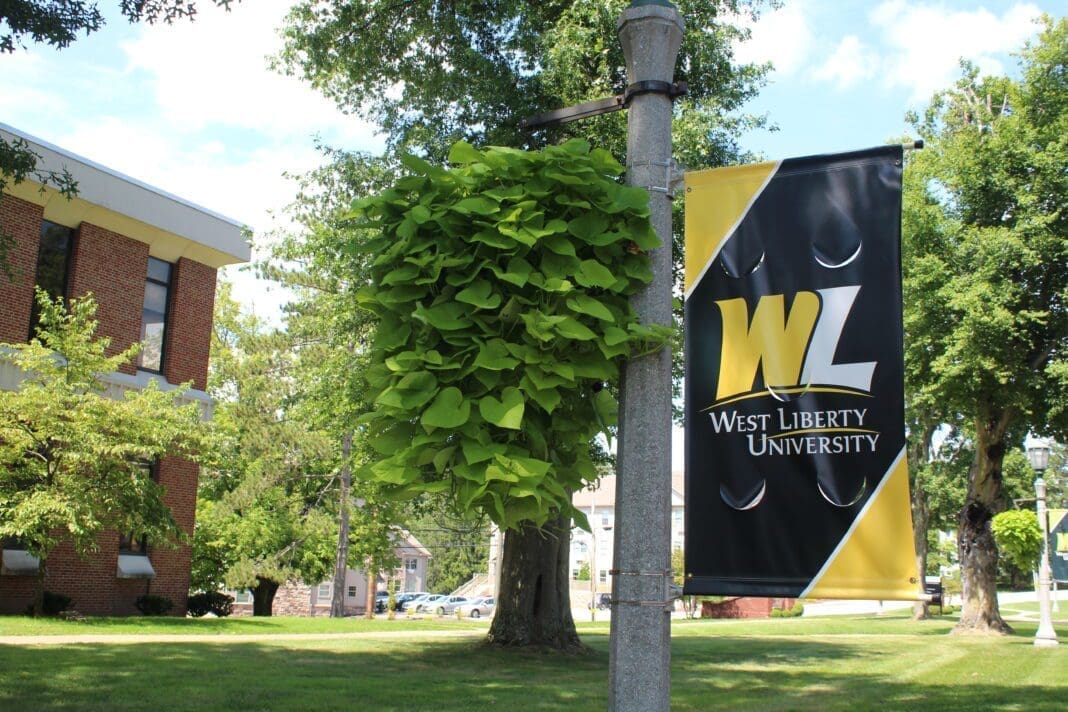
[353,140,666,529]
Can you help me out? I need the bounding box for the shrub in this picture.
[186,591,234,618]
[24,591,73,616]
[771,602,804,618]
[135,594,174,616]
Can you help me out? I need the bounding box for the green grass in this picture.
[0,614,486,636]
[1,614,1065,711]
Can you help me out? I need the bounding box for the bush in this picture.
[135,594,174,616]
[24,591,73,616]
[771,602,804,618]
[186,591,234,618]
[929,604,958,616]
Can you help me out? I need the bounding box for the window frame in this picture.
[137,257,174,375]
[27,220,75,341]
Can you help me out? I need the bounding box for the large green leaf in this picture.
[473,339,521,371]
[456,280,503,309]
[479,387,525,429]
[421,387,471,429]
[574,260,617,288]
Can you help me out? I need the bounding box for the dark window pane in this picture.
[143,281,168,313]
[118,532,148,555]
[29,221,74,338]
[147,257,172,284]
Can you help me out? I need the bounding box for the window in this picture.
[599,569,608,583]
[138,257,173,373]
[28,220,74,339]
[118,463,157,555]
[347,586,357,598]
[405,558,418,571]
[233,590,252,604]
[317,582,332,600]
[574,541,588,554]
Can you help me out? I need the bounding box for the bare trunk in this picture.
[31,556,47,617]
[954,408,1013,634]
[909,424,935,620]
[252,577,279,617]
[487,511,584,652]
[911,476,931,620]
[365,566,376,619]
[331,431,354,618]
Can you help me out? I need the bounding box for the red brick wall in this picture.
[163,258,216,391]
[0,195,44,344]
[67,223,148,375]
[1,207,218,617]
[702,597,797,619]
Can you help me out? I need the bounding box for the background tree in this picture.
[276,0,773,649]
[192,283,336,616]
[0,291,205,615]
[902,16,1068,633]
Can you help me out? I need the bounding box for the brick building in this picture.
[0,124,249,615]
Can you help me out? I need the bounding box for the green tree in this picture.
[991,510,1043,574]
[191,283,337,616]
[275,0,772,650]
[902,16,1068,633]
[0,291,205,615]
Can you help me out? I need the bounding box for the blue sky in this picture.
[3,0,1057,469]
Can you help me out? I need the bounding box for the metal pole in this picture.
[1034,477,1059,646]
[610,3,683,711]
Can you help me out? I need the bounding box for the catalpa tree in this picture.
[353,140,666,648]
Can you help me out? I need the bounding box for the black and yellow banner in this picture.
[1050,509,1068,583]
[683,146,920,600]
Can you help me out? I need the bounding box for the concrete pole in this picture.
[610,3,683,711]
[1034,477,1059,646]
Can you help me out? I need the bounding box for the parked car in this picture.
[458,596,496,619]
[374,591,390,613]
[432,596,469,616]
[589,593,611,610]
[411,594,448,612]
[394,592,429,612]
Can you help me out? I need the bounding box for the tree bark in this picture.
[252,577,280,617]
[31,557,47,617]
[365,566,377,619]
[911,475,931,620]
[487,511,584,652]
[954,408,1013,634]
[330,431,354,618]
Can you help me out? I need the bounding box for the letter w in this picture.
[715,293,820,400]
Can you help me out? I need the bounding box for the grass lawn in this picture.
[0,613,486,636]
[0,614,1065,711]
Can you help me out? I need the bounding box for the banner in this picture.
[1050,509,1068,583]
[683,146,920,600]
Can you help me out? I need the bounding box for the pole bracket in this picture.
[518,82,687,131]
[623,80,687,107]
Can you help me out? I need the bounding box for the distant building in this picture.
[0,124,249,615]
[568,472,686,606]
[233,530,432,616]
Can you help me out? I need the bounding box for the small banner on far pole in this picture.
[1050,509,1068,583]
[683,146,921,600]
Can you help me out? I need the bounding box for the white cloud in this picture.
[869,1,1044,101]
[120,0,381,147]
[731,1,814,77]
[812,35,878,90]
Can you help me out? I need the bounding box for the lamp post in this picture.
[1026,441,1059,647]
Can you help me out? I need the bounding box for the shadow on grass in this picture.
[1,629,1064,711]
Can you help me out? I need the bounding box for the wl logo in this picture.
[714,285,875,403]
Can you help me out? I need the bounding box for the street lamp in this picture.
[1026,440,1059,647]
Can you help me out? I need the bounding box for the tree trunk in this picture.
[365,566,377,619]
[909,424,935,620]
[31,556,47,617]
[330,431,354,618]
[487,511,584,652]
[252,577,279,617]
[954,408,1013,634]
[911,475,931,620]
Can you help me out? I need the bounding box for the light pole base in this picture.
[1033,635,1059,647]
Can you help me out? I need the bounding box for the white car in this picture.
[458,596,496,619]
[433,596,469,615]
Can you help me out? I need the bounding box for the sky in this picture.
[1,0,1060,467]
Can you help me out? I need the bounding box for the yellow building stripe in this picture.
[683,161,780,298]
[802,447,922,600]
